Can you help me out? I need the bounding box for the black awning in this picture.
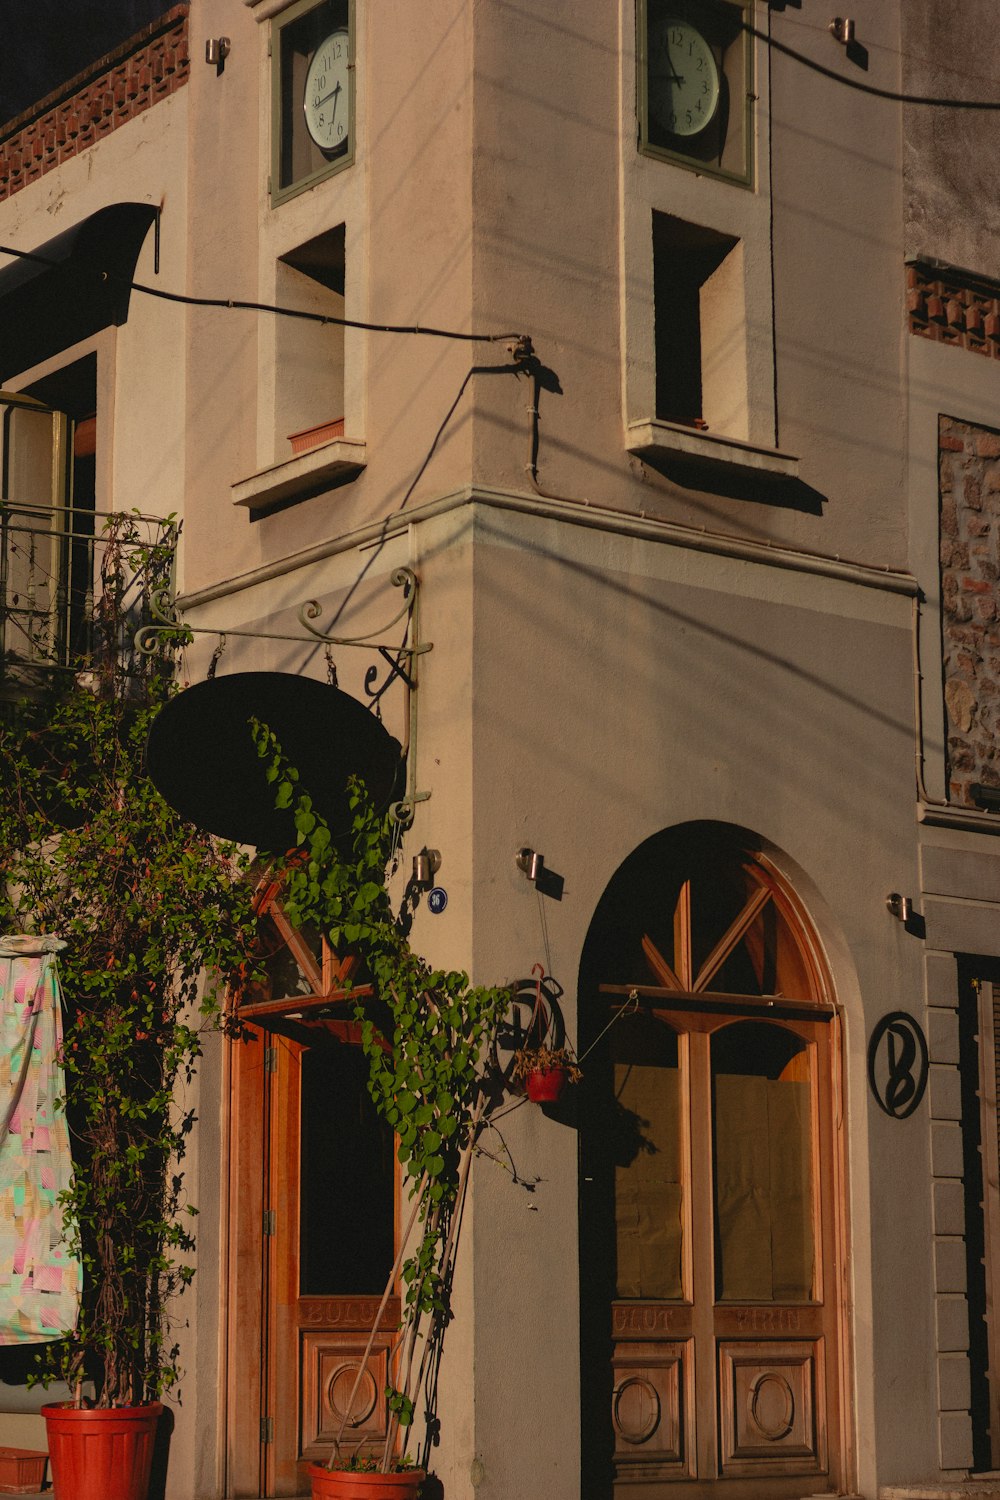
[0,202,157,381]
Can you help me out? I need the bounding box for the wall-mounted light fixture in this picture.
[206,37,231,72]
[411,848,441,889]
[886,893,913,924]
[515,848,565,901]
[829,17,856,43]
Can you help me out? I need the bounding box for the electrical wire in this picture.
[0,242,525,345]
[737,8,1000,110]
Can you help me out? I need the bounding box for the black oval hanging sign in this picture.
[867,1011,929,1119]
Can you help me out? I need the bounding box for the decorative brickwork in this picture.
[908,260,1000,361]
[0,7,189,205]
[940,415,1000,804]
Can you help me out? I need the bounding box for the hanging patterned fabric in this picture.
[0,936,81,1343]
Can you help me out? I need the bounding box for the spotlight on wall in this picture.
[411,848,441,889]
[515,848,565,902]
[829,17,856,43]
[886,893,913,923]
[205,36,231,71]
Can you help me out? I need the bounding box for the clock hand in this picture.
[313,81,342,109]
[330,80,341,124]
[664,46,684,85]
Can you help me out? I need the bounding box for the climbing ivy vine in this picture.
[252,721,511,1470]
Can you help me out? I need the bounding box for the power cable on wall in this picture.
[738,5,1000,110]
[0,241,526,346]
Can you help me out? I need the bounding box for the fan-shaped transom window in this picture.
[591,821,829,1008]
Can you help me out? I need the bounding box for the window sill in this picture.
[626,420,800,482]
[232,438,366,517]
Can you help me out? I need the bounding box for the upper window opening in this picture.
[272,0,353,206]
[273,225,347,468]
[653,212,746,439]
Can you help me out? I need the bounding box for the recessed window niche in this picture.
[653,211,746,440]
[273,225,346,460]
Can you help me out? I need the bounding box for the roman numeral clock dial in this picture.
[648,15,720,138]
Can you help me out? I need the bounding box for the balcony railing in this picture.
[0,501,177,698]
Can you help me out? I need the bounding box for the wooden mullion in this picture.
[692,885,771,993]
[239,984,373,1022]
[641,933,684,990]
[268,900,324,992]
[674,879,693,989]
[600,983,833,1023]
[687,1030,717,1479]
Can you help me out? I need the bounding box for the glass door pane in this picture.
[612,1013,684,1300]
[299,1038,395,1296]
[711,1022,814,1302]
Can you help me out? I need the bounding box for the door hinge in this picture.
[263,1209,276,1237]
[264,1045,278,1074]
[260,1416,274,1444]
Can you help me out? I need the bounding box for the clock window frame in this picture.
[637,0,754,189]
[270,0,355,208]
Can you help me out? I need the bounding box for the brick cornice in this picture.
[0,7,190,204]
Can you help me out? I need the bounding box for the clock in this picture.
[640,0,751,185]
[272,0,353,206]
[303,28,350,155]
[648,17,720,138]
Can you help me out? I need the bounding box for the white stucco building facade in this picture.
[3,3,1000,1499]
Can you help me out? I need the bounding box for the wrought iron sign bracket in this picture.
[136,566,432,827]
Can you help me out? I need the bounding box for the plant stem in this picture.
[331,1173,428,1464]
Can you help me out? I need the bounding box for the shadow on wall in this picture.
[638,449,827,515]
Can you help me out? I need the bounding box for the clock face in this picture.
[648,16,720,138]
[303,28,350,154]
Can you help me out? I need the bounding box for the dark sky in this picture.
[1,1,173,126]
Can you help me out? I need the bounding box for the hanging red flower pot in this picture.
[526,1066,567,1103]
[42,1402,161,1500]
[512,1045,582,1103]
[307,1463,425,1500]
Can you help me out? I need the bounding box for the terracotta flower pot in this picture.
[42,1402,162,1500]
[307,1464,425,1500]
[526,1066,566,1103]
[0,1446,47,1495]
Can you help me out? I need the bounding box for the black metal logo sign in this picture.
[867,1011,929,1119]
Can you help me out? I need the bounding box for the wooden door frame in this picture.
[596,997,848,1495]
[582,829,856,1498]
[225,1021,270,1498]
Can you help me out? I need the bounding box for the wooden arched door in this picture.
[226,879,398,1497]
[579,825,847,1499]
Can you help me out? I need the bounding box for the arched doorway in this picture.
[579,824,847,1499]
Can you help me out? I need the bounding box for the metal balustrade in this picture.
[0,500,177,697]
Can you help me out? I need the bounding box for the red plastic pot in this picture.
[42,1402,162,1500]
[307,1464,425,1500]
[526,1066,566,1103]
[0,1446,47,1495]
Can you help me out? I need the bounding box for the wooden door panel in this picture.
[718,1339,825,1476]
[298,1295,400,1462]
[611,1339,693,1478]
[603,1009,839,1496]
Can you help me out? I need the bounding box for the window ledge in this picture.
[626,420,800,481]
[232,438,366,516]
